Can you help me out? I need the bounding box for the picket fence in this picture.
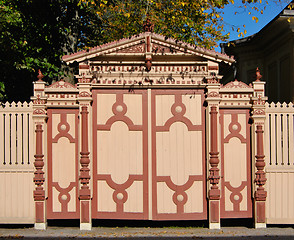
[0,100,294,224]
[264,102,294,224]
[0,102,34,223]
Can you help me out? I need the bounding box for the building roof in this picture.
[220,1,294,50]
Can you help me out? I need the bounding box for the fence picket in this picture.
[265,102,294,224]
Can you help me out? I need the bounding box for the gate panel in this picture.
[220,109,252,218]
[152,90,207,220]
[92,90,148,219]
[47,109,79,219]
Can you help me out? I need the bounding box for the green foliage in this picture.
[0,0,290,100]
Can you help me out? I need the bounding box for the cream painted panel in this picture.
[266,171,294,222]
[97,181,116,212]
[184,181,203,213]
[156,123,202,185]
[224,139,247,188]
[0,171,34,223]
[0,114,3,165]
[97,122,143,184]
[266,172,276,220]
[223,114,231,139]
[182,94,202,125]
[275,172,282,219]
[97,94,116,124]
[157,182,176,214]
[68,187,76,212]
[238,114,247,138]
[16,114,22,165]
[124,181,143,213]
[53,187,61,212]
[66,114,76,138]
[288,172,294,220]
[124,94,142,125]
[52,114,60,138]
[155,95,174,126]
[240,187,248,211]
[10,114,16,165]
[52,137,76,188]
[225,187,233,211]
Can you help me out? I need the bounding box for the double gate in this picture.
[44,86,253,221]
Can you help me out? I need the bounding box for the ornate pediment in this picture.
[221,79,252,89]
[63,32,234,64]
[47,80,77,89]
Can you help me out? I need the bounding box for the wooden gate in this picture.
[92,89,148,219]
[219,109,252,218]
[151,89,207,220]
[91,89,207,220]
[47,109,80,219]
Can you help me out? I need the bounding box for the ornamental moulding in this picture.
[47,80,77,89]
[33,109,46,115]
[115,43,145,53]
[221,79,252,89]
[253,109,265,115]
[207,92,220,98]
[79,91,91,98]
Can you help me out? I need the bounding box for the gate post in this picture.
[32,71,47,230]
[206,79,221,229]
[77,75,92,230]
[251,68,267,228]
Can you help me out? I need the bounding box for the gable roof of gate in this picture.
[62,32,235,64]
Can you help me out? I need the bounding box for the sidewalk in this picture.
[0,226,294,239]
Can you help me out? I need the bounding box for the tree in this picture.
[0,0,291,101]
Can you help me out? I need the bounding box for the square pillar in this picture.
[77,76,92,230]
[251,68,267,228]
[206,80,221,229]
[32,71,48,230]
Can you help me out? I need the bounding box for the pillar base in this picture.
[80,223,91,231]
[34,222,47,230]
[209,222,221,229]
[255,222,266,229]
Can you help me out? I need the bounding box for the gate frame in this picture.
[31,69,267,230]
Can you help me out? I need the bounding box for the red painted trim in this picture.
[147,36,150,52]
[34,124,45,201]
[256,201,266,223]
[79,65,90,69]
[47,109,80,219]
[210,201,219,223]
[220,109,252,219]
[208,106,220,200]
[79,106,91,201]
[35,202,44,223]
[254,125,267,201]
[92,89,148,220]
[81,201,90,223]
[152,89,207,220]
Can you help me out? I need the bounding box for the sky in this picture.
[216,0,291,51]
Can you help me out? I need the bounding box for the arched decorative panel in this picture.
[220,109,252,218]
[151,90,207,220]
[47,109,80,219]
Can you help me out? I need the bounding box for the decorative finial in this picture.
[256,67,262,81]
[143,17,154,32]
[37,69,44,81]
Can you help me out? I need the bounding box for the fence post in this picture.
[77,74,92,230]
[251,68,267,228]
[31,70,47,230]
[206,79,221,229]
